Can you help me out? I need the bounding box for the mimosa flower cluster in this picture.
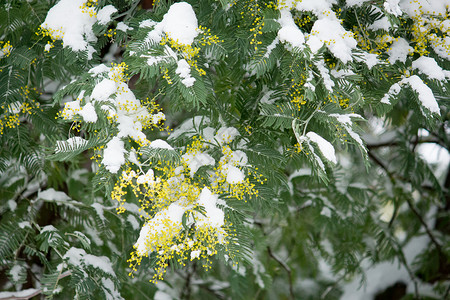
[112,127,262,282]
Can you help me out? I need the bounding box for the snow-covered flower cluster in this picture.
[37,0,118,57]
[0,88,41,135]
[136,2,222,87]
[59,62,166,173]
[110,125,262,282]
[0,40,12,58]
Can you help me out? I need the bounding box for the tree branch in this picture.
[366,136,443,149]
[0,271,71,300]
[404,196,443,255]
[368,150,444,260]
[267,246,295,300]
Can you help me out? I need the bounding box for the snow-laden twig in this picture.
[0,271,71,300]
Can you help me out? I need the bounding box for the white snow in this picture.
[331,69,355,78]
[152,112,166,124]
[223,164,245,184]
[175,59,195,87]
[182,151,215,177]
[346,0,370,6]
[380,83,401,104]
[306,132,337,164]
[128,151,139,166]
[430,35,450,60]
[368,16,391,31]
[89,64,110,75]
[7,199,17,211]
[97,5,117,25]
[63,247,84,266]
[0,41,12,59]
[295,0,335,17]
[41,0,97,57]
[154,291,173,300]
[78,102,98,122]
[86,65,163,163]
[168,116,210,140]
[320,206,332,218]
[62,100,81,119]
[91,78,117,102]
[116,115,147,142]
[82,254,115,276]
[136,169,159,187]
[379,201,394,222]
[146,2,198,45]
[402,75,440,115]
[91,203,106,222]
[202,127,216,142]
[18,221,31,229]
[116,22,131,32]
[315,60,334,91]
[127,215,140,230]
[84,224,103,246]
[41,225,57,233]
[229,150,248,166]
[264,37,279,58]
[330,114,366,152]
[64,247,115,276]
[101,137,126,173]
[307,18,357,63]
[0,289,39,299]
[251,256,266,288]
[134,203,186,255]
[417,142,450,179]
[387,38,413,64]
[55,136,88,153]
[190,249,201,260]
[411,56,448,81]
[7,101,21,114]
[150,139,174,150]
[399,0,450,18]
[102,278,124,300]
[9,264,23,282]
[358,52,380,69]
[195,187,225,228]
[214,127,240,145]
[277,9,305,48]
[260,89,276,104]
[38,188,71,201]
[140,19,157,28]
[384,0,402,16]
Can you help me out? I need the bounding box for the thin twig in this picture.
[394,239,419,299]
[369,151,444,255]
[366,136,442,149]
[267,246,295,300]
[404,196,443,255]
[0,271,71,300]
[253,220,295,298]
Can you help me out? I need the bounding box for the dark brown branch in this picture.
[253,221,295,299]
[404,196,443,255]
[368,150,444,259]
[366,136,443,149]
